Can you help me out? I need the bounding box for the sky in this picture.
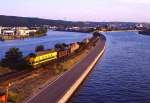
[0,0,150,22]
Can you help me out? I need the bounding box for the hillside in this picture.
[0,15,139,27]
[0,15,87,27]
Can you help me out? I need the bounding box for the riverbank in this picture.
[25,35,106,103]
[54,29,93,33]
[138,29,150,36]
[55,29,141,34]
[0,33,47,41]
[99,30,140,32]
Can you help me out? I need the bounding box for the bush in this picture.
[35,27,48,35]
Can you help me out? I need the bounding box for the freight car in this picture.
[26,50,57,68]
[69,43,80,53]
[57,49,70,60]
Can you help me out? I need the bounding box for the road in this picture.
[25,37,106,103]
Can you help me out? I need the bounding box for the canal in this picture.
[72,31,150,103]
[0,31,90,59]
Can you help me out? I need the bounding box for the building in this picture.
[16,29,26,36]
[16,29,37,36]
[2,30,15,36]
[14,27,28,30]
[72,27,80,31]
[136,24,144,28]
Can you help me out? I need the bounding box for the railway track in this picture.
[0,69,34,84]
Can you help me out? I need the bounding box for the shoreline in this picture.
[99,30,140,32]
[54,29,141,34]
[0,34,47,41]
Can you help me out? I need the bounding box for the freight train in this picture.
[26,34,101,68]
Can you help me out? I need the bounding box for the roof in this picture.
[35,49,56,56]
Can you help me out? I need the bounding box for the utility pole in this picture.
[5,83,11,103]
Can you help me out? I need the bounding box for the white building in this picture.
[13,27,28,30]
[3,30,15,36]
[17,29,37,36]
[136,24,144,28]
[72,27,80,30]
[16,29,26,36]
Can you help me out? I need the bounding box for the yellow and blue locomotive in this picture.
[26,50,57,68]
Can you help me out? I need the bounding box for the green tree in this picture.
[1,48,26,69]
[35,27,48,35]
[35,45,45,52]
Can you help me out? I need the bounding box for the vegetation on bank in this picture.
[0,48,28,70]
[30,27,48,37]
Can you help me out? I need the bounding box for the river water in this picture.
[0,31,90,59]
[72,31,150,103]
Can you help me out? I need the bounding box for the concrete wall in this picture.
[58,45,105,103]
